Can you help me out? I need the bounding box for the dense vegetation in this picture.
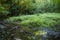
[0,0,60,40]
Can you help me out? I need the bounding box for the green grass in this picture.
[40,13,60,18]
[7,13,60,21]
[6,13,60,30]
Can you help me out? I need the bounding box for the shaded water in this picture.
[41,28,60,40]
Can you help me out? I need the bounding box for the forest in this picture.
[0,0,60,40]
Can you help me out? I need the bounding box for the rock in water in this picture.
[15,38,22,40]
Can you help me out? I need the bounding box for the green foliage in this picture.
[34,0,57,13]
[6,13,60,40]
[20,13,60,30]
[7,13,60,30]
[57,0,60,12]
[18,0,35,14]
[0,0,60,40]
[0,0,35,16]
[8,4,21,16]
[0,5,9,15]
[0,5,9,20]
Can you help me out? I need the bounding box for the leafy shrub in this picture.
[0,5,9,20]
[34,0,57,13]
[12,0,35,14]
[0,5,9,15]
[8,4,21,16]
